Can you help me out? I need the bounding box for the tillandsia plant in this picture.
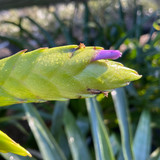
[0,43,142,157]
[0,43,141,107]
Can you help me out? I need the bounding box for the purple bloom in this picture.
[92,50,122,61]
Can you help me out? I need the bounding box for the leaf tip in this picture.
[18,49,28,54]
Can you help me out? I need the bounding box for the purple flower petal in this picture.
[92,50,122,61]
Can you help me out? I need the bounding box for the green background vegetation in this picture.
[0,0,160,159]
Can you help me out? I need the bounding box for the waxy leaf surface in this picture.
[0,45,141,106]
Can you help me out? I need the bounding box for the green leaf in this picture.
[114,12,156,49]
[1,153,36,160]
[10,120,29,135]
[111,88,134,160]
[86,98,115,160]
[117,150,124,160]
[118,0,126,30]
[110,133,120,156]
[133,110,151,160]
[83,2,90,45]
[0,130,31,157]
[22,16,55,47]
[153,19,160,31]
[63,109,92,160]
[51,101,69,136]
[53,13,73,44]
[51,101,70,159]
[0,35,32,50]
[0,114,24,123]
[1,20,42,46]
[23,103,66,160]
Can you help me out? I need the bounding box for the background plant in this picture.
[0,0,160,160]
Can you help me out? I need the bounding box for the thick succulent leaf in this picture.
[110,133,120,156]
[23,103,66,160]
[86,98,115,160]
[0,45,141,106]
[51,101,69,135]
[111,88,134,160]
[117,150,124,160]
[63,109,92,160]
[133,110,151,160]
[0,130,31,157]
[51,101,70,159]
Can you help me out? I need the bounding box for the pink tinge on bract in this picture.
[92,50,122,61]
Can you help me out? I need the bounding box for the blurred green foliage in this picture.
[0,0,160,160]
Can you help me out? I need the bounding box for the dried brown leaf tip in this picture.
[87,88,109,97]
[77,43,86,49]
[87,88,103,94]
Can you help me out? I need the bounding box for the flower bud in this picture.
[0,44,141,106]
[92,50,122,61]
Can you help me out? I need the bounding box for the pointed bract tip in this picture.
[26,150,32,157]
[19,49,28,54]
[92,50,122,61]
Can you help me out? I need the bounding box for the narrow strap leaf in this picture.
[86,98,115,160]
[23,103,67,160]
[133,110,151,160]
[111,88,135,160]
[63,109,92,160]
